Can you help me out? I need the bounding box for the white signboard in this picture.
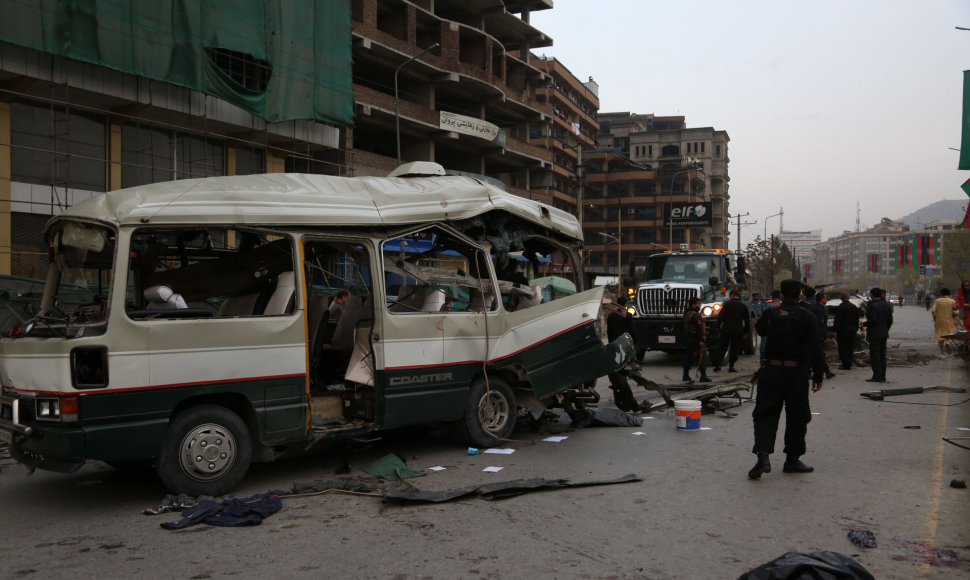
[439,111,500,141]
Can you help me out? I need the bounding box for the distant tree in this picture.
[941,227,970,288]
[742,236,781,294]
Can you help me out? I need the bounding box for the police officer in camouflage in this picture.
[748,279,825,479]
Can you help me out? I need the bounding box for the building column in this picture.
[0,102,11,274]
[109,123,122,191]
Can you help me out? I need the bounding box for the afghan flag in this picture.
[963,178,970,228]
[867,254,880,273]
[961,71,970,170]
[896,245,911,268]
[803,263,812,279]
[916,235,934,265]
[833,259,843,274]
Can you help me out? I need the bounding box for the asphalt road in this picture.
[0,305,967,579]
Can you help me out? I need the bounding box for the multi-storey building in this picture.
[350,0,557,200]
[808,219,953,292]
[532,57,599,215]
[584,112,731,274]
[0,0,566,278]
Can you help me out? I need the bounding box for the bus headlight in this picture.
[35,397,78,422]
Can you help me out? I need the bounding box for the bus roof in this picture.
[53,170,581,239]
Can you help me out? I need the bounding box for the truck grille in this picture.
[637,287,699,316]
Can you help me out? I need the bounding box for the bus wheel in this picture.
[462,377,516,448]
[156,405,252,496]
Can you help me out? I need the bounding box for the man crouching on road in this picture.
[748,278,825,480]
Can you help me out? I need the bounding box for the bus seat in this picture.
[144,285,188,309]
[422,289,447,312]
[217,293,261,317]
[330,295,365,350]
[262,271,295,315]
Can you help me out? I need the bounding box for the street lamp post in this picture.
[763,210,783,294]
[395,42,439,165]
[598,232,622,283]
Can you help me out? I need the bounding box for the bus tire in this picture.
[156,404,252,496]
[461,377,516,448]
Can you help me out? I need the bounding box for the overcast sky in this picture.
[530,0,970,249]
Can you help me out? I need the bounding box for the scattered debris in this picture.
[903,425,921,429]
[143,493,216,516]
[381,473,641,504]
[362,453,425,481]
[736,551,874,580]
[848,528,878,549]
[950,479,967,489]
[159,491,286,529]
[290,478,376,496]
[570,407,643,428]
[860,386,966,401]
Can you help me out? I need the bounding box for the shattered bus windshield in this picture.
[34,221,116,333]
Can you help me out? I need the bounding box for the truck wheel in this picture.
[461,377,516,448]
[156,405,252,496]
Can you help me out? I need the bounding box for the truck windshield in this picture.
[645,255,718,282]
[37,221,116,331]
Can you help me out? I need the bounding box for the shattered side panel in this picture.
[490,287,633,399]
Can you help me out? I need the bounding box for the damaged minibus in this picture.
[0,162,634,495]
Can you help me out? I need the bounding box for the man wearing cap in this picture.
[748,278,825,480]
[863,287,893,383]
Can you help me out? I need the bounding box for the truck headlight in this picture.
[701,303,722,317]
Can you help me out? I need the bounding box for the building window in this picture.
[716,145,721,156]
[701,142,705,153]
[10,101,107,192]
[648,145,653,156]
[122,124,174,188]
[235,146,266,175]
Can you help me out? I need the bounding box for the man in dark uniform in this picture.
[681,297,712,383]
[606,297,640,411]
[748,279,825,480]
[863,287,893,383]
[832,293,861,370]
[712,289,750,373]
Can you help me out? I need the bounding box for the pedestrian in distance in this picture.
[931,288,956,354]
[863,287,893,383]
[748,279,825,480]
[712,289,750,373]
[832,293,861,370]
[803,287,836,379]
[924,293,933,311]
[681,296,712,384]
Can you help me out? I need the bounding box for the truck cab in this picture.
[626,249,742,357]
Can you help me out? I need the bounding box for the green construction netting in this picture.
[0,0,354,126]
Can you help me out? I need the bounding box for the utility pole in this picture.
[729,212,754,254]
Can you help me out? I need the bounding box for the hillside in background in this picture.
[895,199,967,228]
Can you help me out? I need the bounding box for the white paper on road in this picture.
[632,431,646,436]
[427,466,446,471]
[958,427,970,431]
[483,466,504,472]
[484,448,515,454]
[542,436,568,442]
[700,427,712,430]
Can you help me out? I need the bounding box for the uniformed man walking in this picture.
[748,279,825,479]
